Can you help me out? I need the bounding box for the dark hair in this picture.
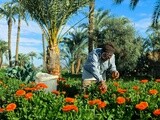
[102,42,115,53]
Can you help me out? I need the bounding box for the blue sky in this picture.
[0,0,157,66]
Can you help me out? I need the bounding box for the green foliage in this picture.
[6,63,37,82]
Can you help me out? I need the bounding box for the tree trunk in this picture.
[15,16,21,66]
[88,0,95,53]
[46,44,60,76]
[8,18,12,67]
[42,33,46,70]
[0,54,3,68]
[71,61,75,74]
[75,58,81,74]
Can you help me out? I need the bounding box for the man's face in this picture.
[101,52,113,61]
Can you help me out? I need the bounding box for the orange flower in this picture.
[155,79,160,82]
[88,99,102,106]
[24,87,38,91]
[149,89,158,95]
[6,103,16,111]
[98,101,107,109]
[25,92,33,100]
[52,90,60,95]
[0,108,5,113]
[16,89,26,96]
[62,105,78,112]
[140,79,148,83]
[83,94,89,99]
[65,97,75,103]
[135,102,148,110]
[117,88,127,94]
[153,109,160,116]
[132,86,139,90]
[116,97,126,105]
[36,83,48,89]
[113,82,119,87]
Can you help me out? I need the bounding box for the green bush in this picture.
[6,63,37,82]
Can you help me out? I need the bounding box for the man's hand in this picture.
[99,81,107,94]
[112,71,119,80]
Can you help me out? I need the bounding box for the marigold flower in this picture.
[98,101,107,109]
[135,102,148,110]
[117,88,127,94]
[116,97,126,104]
[132,86,139,90]
[25,92,33,100]
[65,97,75,103]
[52,90,60,95]
[62,105,78,112]
[113,82,119,87]
[149,89,158,95]
[36,83,48,89]
[0,108,5,113]
[155,79,160,82]
[6,103,16,111]
[140,79,148,83]
[88,99,102,106]
[153,109,160,116]
[16,89,26,96]
[83,94,89,99]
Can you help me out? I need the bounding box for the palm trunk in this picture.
[15,16,21,66]
[88,0,95,53]
[71,61,75,74]
[8,18,12,67]
[75,58,81,74]
[0,53,3,68]
[46,44,60,76]
[42,33,46,70]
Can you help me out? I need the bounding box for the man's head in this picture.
[101,42,115,61]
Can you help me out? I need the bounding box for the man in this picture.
[82,42,119,92]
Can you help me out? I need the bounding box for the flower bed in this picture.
[0,76,160,119]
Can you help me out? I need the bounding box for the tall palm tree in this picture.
[88,0,95,53]
[0,40,8,68]
[19,0,89,76]
[113,0,160,27]
[60,28,88,74]
[12,0,28,66]
[28,51,37,65]
[0,2,17,67]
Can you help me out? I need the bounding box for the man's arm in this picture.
[84,52,103,82]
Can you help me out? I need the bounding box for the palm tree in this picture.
[19,0,90,76]
[88,0,95,53]
[113,0,160,27]
[15,53,30,67]
[28,51,37,65]
[0,2,17,67]
[0,40,8,68]
[60,28,88,74]
[12,0,28,66]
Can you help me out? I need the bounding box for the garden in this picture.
[1,68,160,120]
[1,0,160,120]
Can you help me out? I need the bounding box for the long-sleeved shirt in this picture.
[82,48,117,82]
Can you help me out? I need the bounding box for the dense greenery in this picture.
[1,69,160,119]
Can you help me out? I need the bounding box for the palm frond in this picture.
[152,0,160,27]
[129,0,139,10]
